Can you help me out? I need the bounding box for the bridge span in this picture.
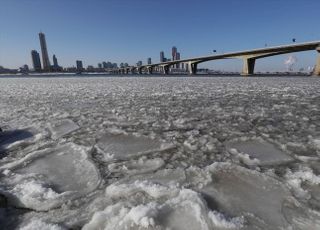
[115,41,320,76]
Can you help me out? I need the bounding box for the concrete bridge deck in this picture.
[116,41,320,76]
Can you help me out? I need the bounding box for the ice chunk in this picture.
[49,119,79,140]
[130,168,187,186]
[285,166,320,199]
[96,134,165,161]
[227,139,293,165]
[201,163,294,229]
[1,143,100,211]
[311,138,320,150]
[108,157,165,175]
[84,181,243,230]
[19,219,66,230]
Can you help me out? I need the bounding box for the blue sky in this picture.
[0,0,319,71]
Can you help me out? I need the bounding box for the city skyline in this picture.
[1,0,320,72]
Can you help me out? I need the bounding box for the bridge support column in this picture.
[147,67,153,74]
[137,67,142,74]
[188,62,198,75]
[162,65,169,75]
[242,58,255,76]
[313,47,320,76]
[125,69,129,74]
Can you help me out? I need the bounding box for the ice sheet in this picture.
[1,143,100,211]
[0,76,319,229]
[227,139,293,166]
[48,119,79,140]
[96,134,165,161]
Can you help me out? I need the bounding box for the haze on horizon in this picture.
[0,0,319,72]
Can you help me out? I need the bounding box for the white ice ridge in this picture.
[0,143,100,211]
[285,166,320,199]
[83,180,243,230]
[19,219,66,230]
[48,119,79,140]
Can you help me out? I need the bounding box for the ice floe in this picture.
[0,143,100,211]
[201,163,296,229]
[96,133,169,161]
[48,119,79,140]
[227,138,293,166]
[108,157,165,175]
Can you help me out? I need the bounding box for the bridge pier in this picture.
[125,68,129,74]
[147,66,153,74]
[313,47,320,76]
[137,67,142,74]
[162,65,170,75]
[188,62,198,75]
[242,58,255,76]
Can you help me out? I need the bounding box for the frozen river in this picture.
[0,76,320,229]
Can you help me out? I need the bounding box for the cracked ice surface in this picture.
[0,143,100,211]
[0,76,320,229]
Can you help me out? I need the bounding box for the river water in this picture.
[0,76,320,229]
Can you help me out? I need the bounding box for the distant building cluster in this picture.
[1,32,206,74]
[160,46,181,63]
[30,32,63,73]
[160,46,182,69]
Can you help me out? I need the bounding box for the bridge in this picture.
[114,41,320,76]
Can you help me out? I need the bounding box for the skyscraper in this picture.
[39,32,51,71]
[76,60,83,71]
[31,50,42,71]
[160,51,165,62]
[53,55,58,67]
[137,61,142,66]
[176,52,180,68]
[172,46,177,61]
[147,58,152,65]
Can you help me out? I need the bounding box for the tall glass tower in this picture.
[39,32,51,71]
[31,50,42,72]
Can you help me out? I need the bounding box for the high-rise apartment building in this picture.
[147,58,152,65]
[39,32,51,71]
[176,52,180,68]
[172,46,177,61]
[31,50,42,71]
[76,60,83,71]
[160,51,165,62]
[53,55,58,67]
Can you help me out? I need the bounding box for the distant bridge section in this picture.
[116,41,320,76]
